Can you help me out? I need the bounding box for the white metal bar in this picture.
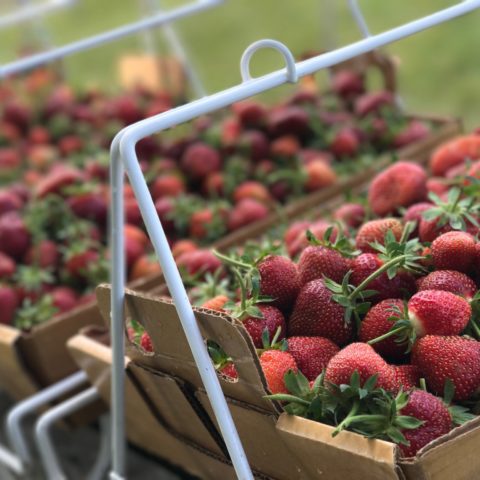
[348,0,371,37]
[0,0,75,30]
[0,0,222,79]
[109,2,480,479]
[0,444,23,475]
[35,387,101,480]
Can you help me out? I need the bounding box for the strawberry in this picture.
[359,299,407,360]
[0,212,31,259]
[65,249,99,279]
[331,69,365,98]
[393,120,430,149]
[393,365,420,392]
[140,332,153,353]
[0,286,19,325]
[201,295,229,312]
[124,197,142,225]
[0,148,21,171]
[431,231,476,273]
[233,181,272,205]
[130,254,161,281]
[426,178,449,197]
[219,362,238,380]
[124,224,149,248]
[68,192,108,225]
[403,203,432,237]
[207,340,238,380]
[189,209,218,240]
[35,166,83,198]
[0,252,15,278]
[154,197,175,234]
[270,135,300,158]
[288,221,338,258]
[0,190,22,216]
[171,239,198,259]
[329,128,359,157]
[368,162,428,216]
[399,390,452,457]
[268,106,310,138]
[58,135,83,156]
[3,100,31,131]
[351,254,416,302]
[227,199,269,231]
[303,160,337,192]
[430,135,480,177]
[356,218,403,253]
[333,203,365,228]
[259,349,297,394]
[50,287,78,314]
[237,130,269,161]
[354,91,394,117]
[298,245,350,285]
[150,175,185,200]
[181,142,221,180]
[289,279,353,345]
[257,255,301,312]
[325,342,396,391]
[176,249,222,278]
[242,305,287,348]
[412,335,480,401]
[202,172,224,197]
[232,101,267,127]
[287,336,339,381]
[24,240,59,270]
[284,221,311,248]
[416,270,477,300]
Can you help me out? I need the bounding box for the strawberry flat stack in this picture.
[131,132,480,460]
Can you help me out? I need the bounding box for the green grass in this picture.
[1,0,479,128]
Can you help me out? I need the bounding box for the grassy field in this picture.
[1,0,479,128]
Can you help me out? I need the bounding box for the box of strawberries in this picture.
[98,132,480,479]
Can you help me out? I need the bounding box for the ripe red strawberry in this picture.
[331,69,365,98]
[351,254,416,302]
[151,175,185,200]
[232,101,267,127]
[393,365,420,392]
[329,128,359,157]
[171,239,197,259]
[289,279,353,345]
[189,209,216,240]
[219,362,238,380]
[201,295,229,312]
[368,162,428,216]
[257,255,300,312]
[259,349,298,394]
[287,336,339,381]
[68,192,108,225]
[0,148,21,171]
[65,249,99,279]
[409,290,470,336]
[237,130,269,161]
[227,199,269,231]
[125,237,144,268]
[416,270,476,300]
[399,390,452,457]
[355,91,394,117]
[0,212,31,259]
[325,343,396,391]
[35,166,83,198]
[23,240,60,270]
[284,221,311,248]
[3,100,31,131]
[181,143,221,180]
[270,135,301,158]
[176,249,222,277]
[268,106,310,138]
[426,178,449,197]
[51,287,78,314]
[359,299,407,360]
[233,181,272,205]
[203,172,224,197]
[124,197,142,225]
[0,286,19,325]
[0,190,22,216]
[124,224,149,248]
[393,120,430,149]
[356,218,403,253]
[303,160,337,192]
[130,254,162,281]
[288,221,338,258]
[430,135,480,177]
[297,245,350,285]
[242,305,287,349]
[58,135,83,156]
[154,197,175,234]
[0,252,15,278]
[412,335,480,400]
[140,332,153,353]
[418,217,452,243]
[403,202,432,237]
[333,203,365,228]
[431,231,476,273]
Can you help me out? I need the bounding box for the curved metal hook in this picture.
[240,39,298,84]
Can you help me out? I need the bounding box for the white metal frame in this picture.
[109,2,480,479]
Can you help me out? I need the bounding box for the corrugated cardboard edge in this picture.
[277,414,404,480]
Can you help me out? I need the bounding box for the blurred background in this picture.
[1,0,479,126]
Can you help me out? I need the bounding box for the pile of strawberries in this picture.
[155,132,480,458]
[0,67,431,331]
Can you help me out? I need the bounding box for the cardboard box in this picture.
[94,286,480,480]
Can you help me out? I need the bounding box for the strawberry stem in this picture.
[348,255,407,300]
[419,378,427,391]
[213,250,251,270]
[367,326,408,345]
[232,268,248,312]
[332,400,360,437]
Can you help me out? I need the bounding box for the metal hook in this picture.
[240,39,298,84]
[347,0,371,38]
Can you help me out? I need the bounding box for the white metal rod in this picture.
[0,444,23,475]
[110,2,480,478]
[0,0,221,78]
[348,0,371,37]
[0,0,75,29]
[5,371,88,466]
[35,387,100,480]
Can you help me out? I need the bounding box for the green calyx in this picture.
[207,340,234,372]
[14,296,59,330]
[256,326,287,355]
[267,370,423,447]
[306,226,360,259]
[190,270,232,306]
